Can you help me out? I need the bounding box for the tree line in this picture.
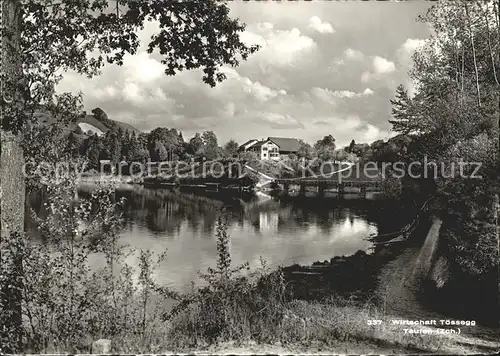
[65,109,413,172]
[387,0,499,319]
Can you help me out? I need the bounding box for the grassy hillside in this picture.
[34,111,141,135]
[80,114,141,134]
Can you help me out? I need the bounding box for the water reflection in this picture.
[27,185,409,292]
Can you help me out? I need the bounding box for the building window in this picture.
[262,147,268,151]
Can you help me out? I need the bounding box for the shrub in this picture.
[1,172,174,353]
[164,212,290,347]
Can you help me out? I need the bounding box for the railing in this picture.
[274,180,384,189]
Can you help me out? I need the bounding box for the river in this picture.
[26,184,412,293]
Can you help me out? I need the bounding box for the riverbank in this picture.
[282,214,433,302]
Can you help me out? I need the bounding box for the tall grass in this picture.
[164,212,291,348]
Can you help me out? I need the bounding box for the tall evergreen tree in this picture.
[121,129,131,160]
[347,139,356,153]
[109,132,122,163]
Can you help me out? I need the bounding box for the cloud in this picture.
[307,16,335,34]
[343,48,364,60]
[257,112,305,129]
[307,115,392,147]
[373,56,396,74]
[210,67,283,103]
[123,51,165,83]
[396,38,426,69]
[311,87,374,102]
[362,124,385,142]
[363,88,374,95]
[360,56,396,83]
[313,120,331,126]
[361,71,372,83]
[396,38,426,95]
[240,23,317,69]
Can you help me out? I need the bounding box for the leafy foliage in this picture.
[388,0,500,276]
[314,135,336,151]
[223,139,239,158]
[164,211,290,347]
[1,172,173,353]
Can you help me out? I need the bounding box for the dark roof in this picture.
[249,140,266,148]
[267,137,301,152]
[239,139,258,149]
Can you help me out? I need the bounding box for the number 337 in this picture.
[367,320,382,325]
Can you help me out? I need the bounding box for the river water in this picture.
[27,184,412,292]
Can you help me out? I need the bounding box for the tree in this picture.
[187,133,204,157]
[223,139,239,158]
[238,151,259,163]
[85,134,103,170]
[121,129,131,160]
[332,148,348,163]
[126,131,141,163]
[297,139,313,159]
[314,135,336,151]
[201,131,219,160]
[92,108,109,123]
[155,141,169,162]
[108,132,122,164]
[1,1,259,350]
[65,132,82,158]
[316,146,336,162]
[148,127,184,161]
[74,125,83,135]
[388,1,499,281]
[349,142,370,160]
[347,139,356,153]
[388,85,427,135]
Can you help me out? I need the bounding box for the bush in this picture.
[381,175,402,199]
[0,174,174,353]
[164,213,290,347]
[440,215,497,277]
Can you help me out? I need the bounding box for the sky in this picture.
[57,1,433,148]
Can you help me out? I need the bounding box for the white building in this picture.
[238,137,301,161]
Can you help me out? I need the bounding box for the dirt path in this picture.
[376,219,443,320]
[190,340,427,355]
[375,219,499,343]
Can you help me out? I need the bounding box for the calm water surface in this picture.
[28,184,407,292]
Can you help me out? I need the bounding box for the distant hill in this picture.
[34,111,141,136]
[78,114,141,135]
